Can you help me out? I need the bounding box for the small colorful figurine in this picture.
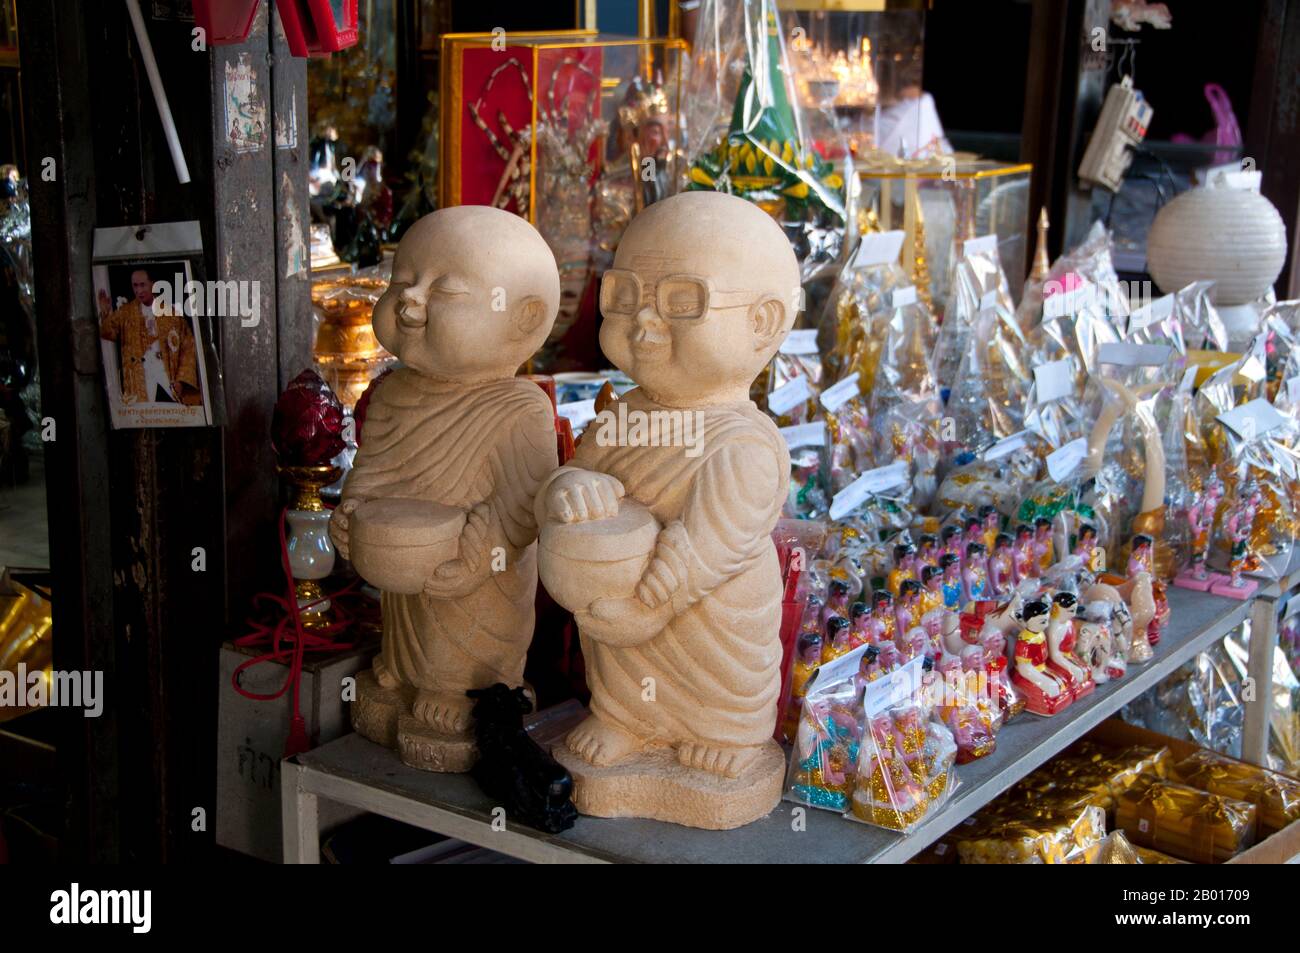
[782,630,824,739]
[1174,474,1227,591]
[988,533,1014,598]
[1126,534,1154,578]
[823,578,851,625]
[822,615,852,661]
[1012,523,1036,582]
[1010,598,1072,715]
[1211,480,1262,599]
[941,524,962,561]
[848,600,870,648]
[917,533,940,569]
[867,589,896,646]
[887,542,917,596]
[1033,517,1054,574]
[940,552,963,610]
[895,579,925,652]
[1046,592,1093,700]
[979,504,1001,554]
[963,542,989,604]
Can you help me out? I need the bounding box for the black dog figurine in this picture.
[465,684,578,834]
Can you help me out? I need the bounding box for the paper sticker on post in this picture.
[1217,398,1289,441]
[829,460,910,520]
[1033,358,1074,403]
[1046,438,1088,483]
[851,230,905,269]
[780,421,827,450]
[768,376,813,416]
[819,372,861,412]
[779,328,820,356]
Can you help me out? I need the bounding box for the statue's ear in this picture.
[511,295,548,340]
[750,295,788,351]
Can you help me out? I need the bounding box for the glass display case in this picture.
[438,31,686,369]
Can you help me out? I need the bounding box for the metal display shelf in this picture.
[283,586,1251,864]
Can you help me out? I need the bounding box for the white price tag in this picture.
[1097,341,1173,367]
[780,421,827,450]
[1215,170,1262,192]
[767,376,813,416]
[851,230,905,269]
[1238,353,1267,383]
[1217,397,1289,441]
[819,372,861,412]
[861,655,924,716]
[1126,293,1174,334]
[1033,358,1074,403]
[1046,437,1088,483]
[891,285,918,308]
[1286,376,1300,404]
[983,431,1030,461]
[779,328,820,355]
[963,234,998,258]
[828,461,909,520]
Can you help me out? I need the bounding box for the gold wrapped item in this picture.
[1115,781,1256,864]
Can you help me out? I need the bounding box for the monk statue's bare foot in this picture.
[566,714,643,766]
[412,690,474,734]
[678,741,762,779]
[373,654,399,690]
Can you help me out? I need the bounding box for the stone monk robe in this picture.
[536,191,800,828]
[330,206,560,772]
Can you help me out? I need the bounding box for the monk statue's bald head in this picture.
[373,205,560,382]
[599,192,801,407]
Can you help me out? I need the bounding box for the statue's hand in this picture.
[329,498,361,560]
[575,596,671,647]
[423,503,495,600]
[544,469,624,524]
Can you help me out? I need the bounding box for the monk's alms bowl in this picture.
[349,498,466,595]
[538,498,660,612]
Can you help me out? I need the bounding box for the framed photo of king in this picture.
[92,221,216,428]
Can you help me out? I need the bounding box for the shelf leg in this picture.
[281,759,321,864]
[1242,594,1279,766]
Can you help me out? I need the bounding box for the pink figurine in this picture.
[988,533,1014,599]
[1174,475,1227,592]
[1012,524,1036,582]
[1033,517,1054,574]
[866,590,895,645]
[1126,534,1154,578]
[963,542,989,604]
[848,601,870,649]
[1211,482,1262,599]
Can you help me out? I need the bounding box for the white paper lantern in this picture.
[1146,186,1286,305]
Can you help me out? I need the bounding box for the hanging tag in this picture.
[983,430,1030,461]
[851,230,905,269]
[1097,341,1173,367]
[767,376,813,416]
[1033,358,1074,403]
[1046,437,1088,483]
[780,421,827,450]
[820,372,862,412]
[963,234,998,258]
[891,285,917,308]
[1217,397,1288,441]
[1126,293,1174,334]
[779,328,820,355]
[829,461,910,520]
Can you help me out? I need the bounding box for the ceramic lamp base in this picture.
[552,739,784,830]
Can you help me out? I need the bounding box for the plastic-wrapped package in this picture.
[819,231,911,385]
[934,443,1042,522]
[1173,749,1300,838]
[785,648,865,810]
[946,300,1032,451]
[845,656,957,832]
[763,327,824,425]
[683,0,846,272]
[932,234,1015,397]
[954,803,1107,864]
[1121,636,1247,758]
[1115,781,1256,864]
[1017,221,1130,337]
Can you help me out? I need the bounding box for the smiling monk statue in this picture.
[535,191,800,828]
[330,206,560,772]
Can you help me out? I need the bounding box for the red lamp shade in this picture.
[193,0,262,45]
[275,0,359,57]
